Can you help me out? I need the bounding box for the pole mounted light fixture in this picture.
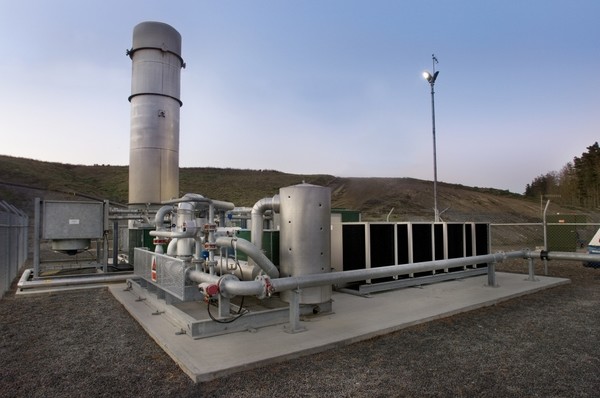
[422,70,439,84]
[423,54,440,222]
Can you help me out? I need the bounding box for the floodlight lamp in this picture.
[423,70,439,84]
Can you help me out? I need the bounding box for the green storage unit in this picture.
[234,229,279,265]
[546,214,586,252]
[235,229,252,261]
[262,230,280,266]
[128,227,164,264]
[332,208,361,222]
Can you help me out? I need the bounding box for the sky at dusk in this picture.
[1,0,598,194]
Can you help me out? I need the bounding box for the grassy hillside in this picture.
[0,154,586,223]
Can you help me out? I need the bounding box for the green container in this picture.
[332,208,361,222]
[235,230,252,261]
[234,229,279,265]
[262,230,280,266]
[546,214,586,252]
[128,227,164,265]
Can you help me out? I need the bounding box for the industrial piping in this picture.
[154,205,174,230]
[250,195,280,250]
[162,193,235,211]
[17,269,131,290]
[215,237,279,278]
[189,249,600,300]
[189,250,530,299]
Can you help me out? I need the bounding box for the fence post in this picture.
[542,200,551,275]
[0,202,9,296]
[33,198,41,278]
[0,201,28,298]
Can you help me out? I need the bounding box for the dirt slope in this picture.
[0,155,588,222]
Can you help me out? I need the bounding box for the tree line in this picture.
[525,142,599,209]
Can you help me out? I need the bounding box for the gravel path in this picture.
[1,261,599,397]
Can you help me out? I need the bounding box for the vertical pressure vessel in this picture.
[279,183,332,305]
[128,21,184,205]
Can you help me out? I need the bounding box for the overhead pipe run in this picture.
[250,195,280,250]
[163,193,235,212]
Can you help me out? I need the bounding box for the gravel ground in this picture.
[1,260,599,397]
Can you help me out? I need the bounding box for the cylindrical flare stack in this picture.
[128,21,184,205]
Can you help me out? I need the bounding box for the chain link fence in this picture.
[485,203,600,254]
[0,201,29,298]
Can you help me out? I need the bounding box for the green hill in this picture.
[0,154,589,222]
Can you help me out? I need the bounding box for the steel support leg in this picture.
[284,288,306,334]
[527,257,538,281]
[218,295,231,319]
[487,261,498,287]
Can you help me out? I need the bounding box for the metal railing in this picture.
[0,201,29,298]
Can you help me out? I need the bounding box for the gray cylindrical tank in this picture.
[279,183,331,305]
[128,21,184,205]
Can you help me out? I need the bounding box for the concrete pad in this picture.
[109,272,569,382]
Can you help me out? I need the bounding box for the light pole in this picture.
[423,54,440,222]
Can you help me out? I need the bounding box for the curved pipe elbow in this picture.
[250,195,280,248]
[187,271,269,299]
[154,205,173,230]
[215,236,279,279]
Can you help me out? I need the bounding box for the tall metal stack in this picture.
[128,21,184,206]
[127,21,185,258]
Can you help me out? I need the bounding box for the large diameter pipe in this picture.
[17,270,132,290]
[534,250,600,263]
[162,193,235,211]
[150,229,195,239]
[215,236,279,278]
[270,251,526,293]
[250,195,280,249]
[189,250,529,299]
[187,270,265,297]
[154,205,173,230]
